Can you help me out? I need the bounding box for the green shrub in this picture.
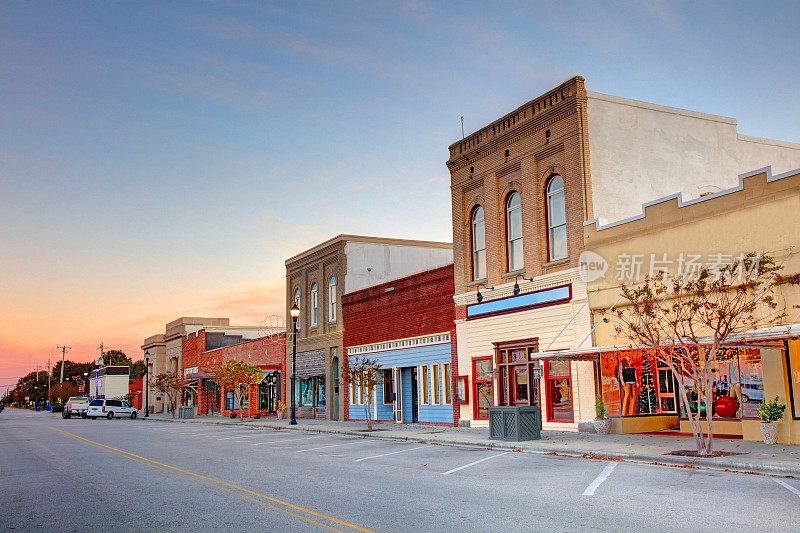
[757,396,786,423]
[595,396,607,419]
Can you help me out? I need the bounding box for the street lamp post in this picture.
[290,303,300,425]
[144,351,150,418]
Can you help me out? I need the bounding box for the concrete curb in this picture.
[141,417,800,477]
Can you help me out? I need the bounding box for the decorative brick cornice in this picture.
[447,76,585,172]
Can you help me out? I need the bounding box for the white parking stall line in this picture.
[295,440,367,453]
[582,463,617,496]
[440,452,509,475]
[250,435,325,446]
[353,445,432,462]
[775,479,800,499]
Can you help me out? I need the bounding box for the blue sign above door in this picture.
[467,284,571,319]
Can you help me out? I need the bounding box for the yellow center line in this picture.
[33,423,374,533]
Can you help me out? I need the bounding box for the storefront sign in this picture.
[466,284,571,318]
[183,366,199,377]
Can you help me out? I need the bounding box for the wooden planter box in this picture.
[488,406,541,441]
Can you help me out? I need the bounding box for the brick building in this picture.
[342,264,458,426]
[141,317,274,414]
[448,76,800,430]
[286,235,452,420]
[181,329,286,417]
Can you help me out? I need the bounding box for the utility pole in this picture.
[98,342,104,365]
[47,358,51,406]
[57,345,70,383]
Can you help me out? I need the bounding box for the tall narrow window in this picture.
[328,276,337,322]
[506,192,523,271]
[293,288,301,331]
[471,206,486,280]
[432,363,440,404]
[547,175,567,260]
[420,364,429,404]
[310,283,318,326]
[443,362,452,404]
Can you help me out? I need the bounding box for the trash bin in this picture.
[488,406,541,441]
[45,405,51,412]
[35,406,40,412]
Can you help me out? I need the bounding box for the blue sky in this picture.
[1,0,798,380]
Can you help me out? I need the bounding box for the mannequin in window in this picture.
[616,355,638,416]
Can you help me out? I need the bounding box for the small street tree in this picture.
[614,253,794,456]
[214,360,262,420]
[153,371,184,419]
[342,355,384,431]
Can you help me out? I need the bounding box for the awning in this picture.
[529,324,800,361]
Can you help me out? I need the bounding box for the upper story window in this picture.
[471,206,486,280]
[506,192,523,272]
[546,175,567,261]
[293,288,301,331]
[328,275,337,322]
[310,282,318,326]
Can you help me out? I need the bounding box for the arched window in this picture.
[471,206,486,280]
[506,191,523,272]
[546,175,567,260]
[310,282,318,326]
[328,276,337,322]
[293,288,301,331]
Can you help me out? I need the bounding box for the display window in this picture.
[787,340,800,419]
[544,360,573,422]
[298,376,326,407]
[473,357,494,420]
[600,347,762,419]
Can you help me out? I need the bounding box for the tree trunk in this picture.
[704,377,715,455]
[364,400,371,431]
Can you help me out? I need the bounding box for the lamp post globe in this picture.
[289,304,300,425]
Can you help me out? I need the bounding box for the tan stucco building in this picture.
[581,167,800,443]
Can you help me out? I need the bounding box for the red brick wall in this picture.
[128,376,143,410]
[182,332,287,418]
[182,332,286,374]
[342,264,458,425]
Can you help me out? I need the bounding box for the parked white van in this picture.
[86,399,138,420]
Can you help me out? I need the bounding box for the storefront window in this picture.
[545,360,572,422]
[600,347,763,419]
[317,377,326,406]
[788,340,800,419]
[300,378,313,406]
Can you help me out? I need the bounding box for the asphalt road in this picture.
[3,407,800,532]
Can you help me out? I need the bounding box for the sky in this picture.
[2,0,799,388]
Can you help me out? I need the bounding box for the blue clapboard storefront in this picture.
[347,333,454,425]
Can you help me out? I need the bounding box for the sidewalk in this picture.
[142,413,800,477]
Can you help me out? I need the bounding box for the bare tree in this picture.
[614,253,791,455]
[342,355,384,431]
[153,371,184,419]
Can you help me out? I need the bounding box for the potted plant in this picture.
[276,400,286,420]
[757,396,786,444]
[593,397,612,435]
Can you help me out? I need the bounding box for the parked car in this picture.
[86,399,139,420]
[62,396,90,419]
[740,381,764,403]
